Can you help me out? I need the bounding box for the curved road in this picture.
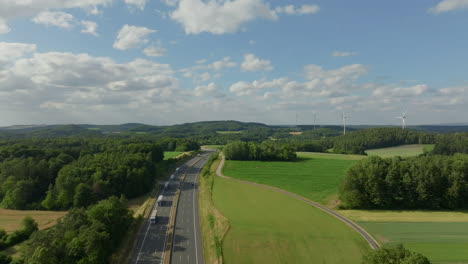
[215,155,380,250]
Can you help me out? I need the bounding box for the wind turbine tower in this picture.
[342,112,348,135]
[396,111,407,129]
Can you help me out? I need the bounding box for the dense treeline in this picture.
[340,154,468,209]
[332,128,436,154]
[224,141,296,161]
[362,244,430,264]
[0,217,38,251]
[0,137,197,210]
[17,196,132,264]
[433,133,468,155]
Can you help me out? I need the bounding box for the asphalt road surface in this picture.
[170,153,210,264]
[128,153,211,264]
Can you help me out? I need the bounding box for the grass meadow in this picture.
[365,144,435,157]
[163,151,183,160]
[222,152,365,204]
[360,222,468,264]
[212,175,369,264]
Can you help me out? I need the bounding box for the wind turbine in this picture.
[313,113,317,130]
[342,112,348,135]
[396,111,407,129]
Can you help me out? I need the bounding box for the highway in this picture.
[170,153,208,264]
[128,152,211,264]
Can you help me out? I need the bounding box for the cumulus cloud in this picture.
[241,53,273,72]
[124,0,149,10]
[81,20,98,36]
[171,0,277,34]
[332,51,357,57]
[143,46,167,57]
[0,0,113,28]
[113,25,156,50]
[373,84,429,97]
[0,42,36,65]
[429,0,468,13]
[194,82,220,96]
[275,4,319,15]
[32,11,75,28]
[0,19,10,34]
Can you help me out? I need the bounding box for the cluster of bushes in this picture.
[332,128,435,154]
[201,153,219,178]
[340,154,468,209]
[0,217,38,251]
[15,196,132,264]
[223,141,296,161]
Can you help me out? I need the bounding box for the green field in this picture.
[360,222,468,264]
[222,152,364,204]
[212,176,369,264]
[365,144,435,157]
[216,131,242,134]
[163,151,183,160]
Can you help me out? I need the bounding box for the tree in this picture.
[362,244,431,264]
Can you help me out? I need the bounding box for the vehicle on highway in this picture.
[170,174,174,180]
[176,167,180,171]
[150,209,158,224]
[157,195,164,206]
[164,181,169,190]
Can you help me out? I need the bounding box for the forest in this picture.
[223,141,297,161]
[339,154,468,209]
[0,137,198,210]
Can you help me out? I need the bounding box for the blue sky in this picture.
[0,0,467,126]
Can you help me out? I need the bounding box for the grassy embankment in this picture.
[365,144,435,157]
[163,151,184,160]
[222,152,364,205]
[198,154,230,264]
[212,170,369,263]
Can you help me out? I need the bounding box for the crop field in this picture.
[0,209,67,233]
[222,152,365,204]
[365,144,435,157]
[360,222,468,264]
[212,176,369,264]
[163,151,183,160]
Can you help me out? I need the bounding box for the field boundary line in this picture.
[215,155,380,250]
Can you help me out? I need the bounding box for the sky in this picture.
[0,0,467,126]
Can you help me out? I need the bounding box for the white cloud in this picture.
[210,57,237,71]
[275,4,319,15]
[80,20,98,36]
[143,46,167,57]
[0,19,10,34]
[195,82,218,96]
[0,0,113,24]
[373,84,429,97]
[113,25,156,50]
[0,42,36,65]
[332,51,357,57]
[32,11,75,28]
[429,0,468,13]
[124,0,149,10]
[241,53,273,72]
[161,0,179,6]
[170,0,278,34]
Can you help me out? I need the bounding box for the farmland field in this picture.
[212,176,370,264]
[365,144,435,157]
[163,151,183,160]
[222,152,365,204]
[0,209,67,233]
[360,222,468,264]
